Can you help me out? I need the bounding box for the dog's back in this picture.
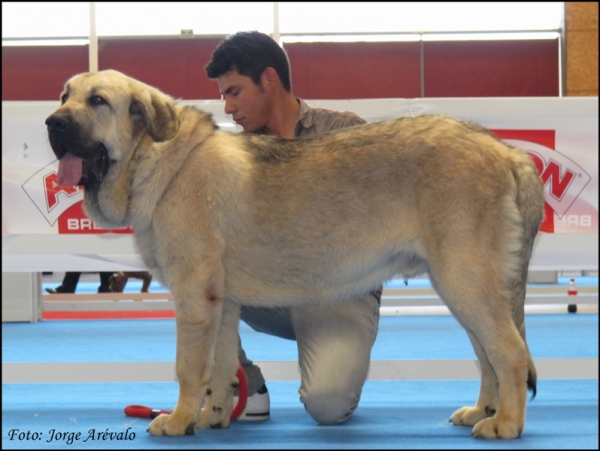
[218,116,542,304]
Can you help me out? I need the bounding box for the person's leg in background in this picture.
[292,291,380,425]
[235,306,297,420]
[45,272,81,294]
[236,290,380,424]
[98,272,112,293]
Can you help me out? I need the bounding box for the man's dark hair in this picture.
[206,31,292,92]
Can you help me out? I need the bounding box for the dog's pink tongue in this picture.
[57,153,83,187]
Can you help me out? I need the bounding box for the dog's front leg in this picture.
[147,267,224,436]
[198,300,241,429]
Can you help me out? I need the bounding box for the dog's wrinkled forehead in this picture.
[60,70,131,105]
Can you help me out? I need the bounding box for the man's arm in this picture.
[295,100,366,137]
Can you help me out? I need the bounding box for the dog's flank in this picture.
[45,70,544,439]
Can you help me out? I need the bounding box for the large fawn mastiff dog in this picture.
[46,70,544,439]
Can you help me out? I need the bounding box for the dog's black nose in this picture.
[45,114,69,131]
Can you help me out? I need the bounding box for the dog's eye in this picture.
[61,94,68,104]
[90,95,107,106]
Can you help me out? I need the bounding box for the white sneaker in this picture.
[233,384,270,421]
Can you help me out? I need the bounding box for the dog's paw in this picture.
[147,413,196,436]
[197,401,231,430]
[471,417,523,439]
[449,406,489,427]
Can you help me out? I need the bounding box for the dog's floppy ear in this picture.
[130,88,178,142]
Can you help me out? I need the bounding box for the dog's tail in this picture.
[509,151,545,398]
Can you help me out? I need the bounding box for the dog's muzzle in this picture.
[45,112,110,187]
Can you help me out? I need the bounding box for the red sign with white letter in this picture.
[21,166,132,234]
[492,129,595,233]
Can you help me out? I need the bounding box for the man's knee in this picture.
[302,390,359,425]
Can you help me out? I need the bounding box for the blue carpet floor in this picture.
[3,275,598,448]
[2,314,598,363]
[2,380,597,449]
[3,313,598,449]
[41,275,599,295]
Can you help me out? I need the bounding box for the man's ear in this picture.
[262,67,279,92]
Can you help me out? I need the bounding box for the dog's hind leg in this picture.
[197,300,241,429]
[428,244,528,439]
[508,149,544,402]
[451,329,499,426]
[464,319,528,440]
[140,272,152,292]
[455,155,542,436]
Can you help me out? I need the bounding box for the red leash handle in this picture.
[230,360,248,421]
[123,405,171,419]
[125,362,248,421]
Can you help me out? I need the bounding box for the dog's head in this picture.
[109,272,127,293]
[45,69,178,188]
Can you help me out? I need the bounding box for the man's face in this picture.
[217,70,272,133]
